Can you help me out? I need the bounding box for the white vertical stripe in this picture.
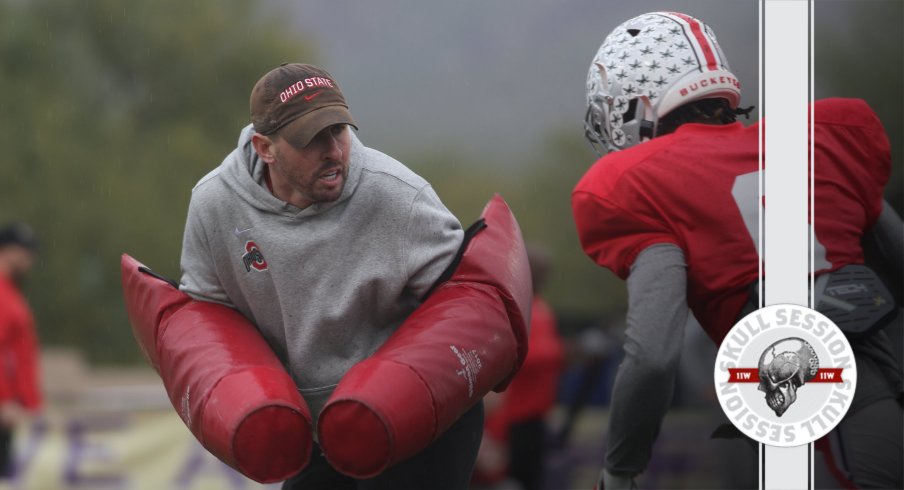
[762,1,812,489]
[757,0,765,311]
[809,0,817,308]
[764,0,808,307]
[765,445,810,489]
[757,4,765,489]
[808,3,816,486]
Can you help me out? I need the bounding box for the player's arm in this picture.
[601,243,689,489]
[862,200,903,303]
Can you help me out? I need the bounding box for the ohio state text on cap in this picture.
[250,63,357,147]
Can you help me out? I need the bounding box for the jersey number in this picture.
[731,170,831,271]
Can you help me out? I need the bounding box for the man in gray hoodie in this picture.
[179,63,478,489]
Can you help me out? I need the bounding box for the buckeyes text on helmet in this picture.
[584,12,741,154]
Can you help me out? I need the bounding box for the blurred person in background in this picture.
[474,244,564,490]
[554,319,620,449]
[0,223,42,480]
[572,11,902,489]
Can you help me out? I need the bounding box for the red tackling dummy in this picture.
[120,254,312,483]
[317,195,532,478]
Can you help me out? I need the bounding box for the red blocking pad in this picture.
[121,254,312,483]
[318,195,532,478]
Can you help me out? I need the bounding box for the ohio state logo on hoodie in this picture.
[242,241,268,272]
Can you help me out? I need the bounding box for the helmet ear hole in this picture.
[627,28,640,37]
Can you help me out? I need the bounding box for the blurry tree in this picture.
[512,129,626,319]
[0,0,312,363]
[405,126,625,334]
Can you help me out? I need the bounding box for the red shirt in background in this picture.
[486,296,564,441]
[0,276,42,411]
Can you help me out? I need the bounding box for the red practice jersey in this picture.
[0,276,42,410]
[573,98,890,343]
[485,297,564,441]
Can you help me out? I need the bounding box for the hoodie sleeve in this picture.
[179,190,235,307]
[403,185,464,299]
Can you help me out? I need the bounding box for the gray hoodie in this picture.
[179,125,463,422]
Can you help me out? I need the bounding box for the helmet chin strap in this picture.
[637,95,659,142]
[640,119,656,141]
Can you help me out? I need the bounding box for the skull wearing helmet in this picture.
[757,338,819,417]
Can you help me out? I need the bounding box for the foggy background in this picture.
[0,1,900,488]
[3,0,898,364]
[275,0,760,161]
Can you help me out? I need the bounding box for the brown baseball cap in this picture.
[250,63,357,147]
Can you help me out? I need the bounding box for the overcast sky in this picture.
[268,1,898,166]
[272,1,758,160]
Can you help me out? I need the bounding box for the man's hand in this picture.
[0,401,28,428]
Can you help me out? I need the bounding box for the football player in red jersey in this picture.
[572,12,902,490]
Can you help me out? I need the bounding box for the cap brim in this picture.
[279,106,358,148]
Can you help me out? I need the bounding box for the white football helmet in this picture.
[585,12,741,154]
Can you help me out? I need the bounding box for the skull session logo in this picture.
[757,338,820,417]
[242,241,269,272]
[714,304,856,447]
